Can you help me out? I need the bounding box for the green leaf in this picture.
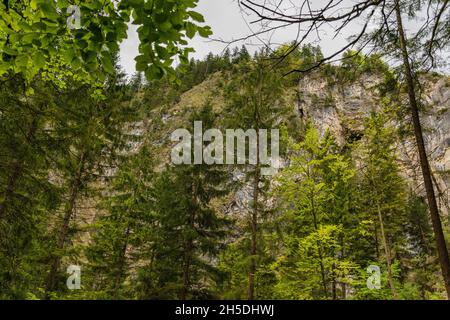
[2,47,18,56]
[15,54,29,68]
[159,21,172,32]
[0,61,10,76]
[188,11,205,23]
[185,22,196,39]
[22,32,39,44]
[57,0,70,9]
[32,51,46,69]
[197,26,212,38]
[39,2,58,20]
[101,52,114,74]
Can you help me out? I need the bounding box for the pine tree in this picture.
[393,1,450,297]
[43,65,141,298]
[219,50,287,300]
[273,124,357,299]
[137,102,231,299]
[0,77,61,298]
[356,111,409,299]
[83,144,155,299]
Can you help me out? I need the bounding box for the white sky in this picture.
[119,0,443,76]
[119,0,353,76]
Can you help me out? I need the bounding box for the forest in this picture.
[1,0,450,301]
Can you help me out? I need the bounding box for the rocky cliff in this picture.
[144,70,450,218]
[298,72,450,218]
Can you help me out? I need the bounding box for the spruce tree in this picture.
[137,102,231,299]
[356,112,409,299]
[219,50,287,300]
[43,65,141,298]
[274,124,357,299]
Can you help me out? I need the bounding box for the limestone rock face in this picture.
[422,78,450,170]
[298,73,383,144]
[299,73,450,216]
[421,78,450,216]
[145,71,450,218]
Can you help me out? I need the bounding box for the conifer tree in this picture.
[220,50,287,300]
[0,77,61,298]
[83,144,155,299]
[274,124,357,299]
[43,65,141,298]
[137,102,231,299]
[356,112,409,299]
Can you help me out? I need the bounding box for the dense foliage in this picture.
[0,0,211,88]
[0,44,449,300]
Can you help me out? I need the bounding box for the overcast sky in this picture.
[118,0,434,77]
[119,0,355,76]
[119,0,246,75]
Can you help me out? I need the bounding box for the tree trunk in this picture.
[310,188,328,298]
[247,165,259,300]
[113,225,131,298]
[341,282,347,300]
[394,0,450,299]
[248,75,263,301]
[0,115,38,219]
[331,263,337,300]
[376,202,398,298]
[0,161,23,219]
[181,238,193,300]
[374,224,380,259]
[45,152,86,297]
[181,175,197,300]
